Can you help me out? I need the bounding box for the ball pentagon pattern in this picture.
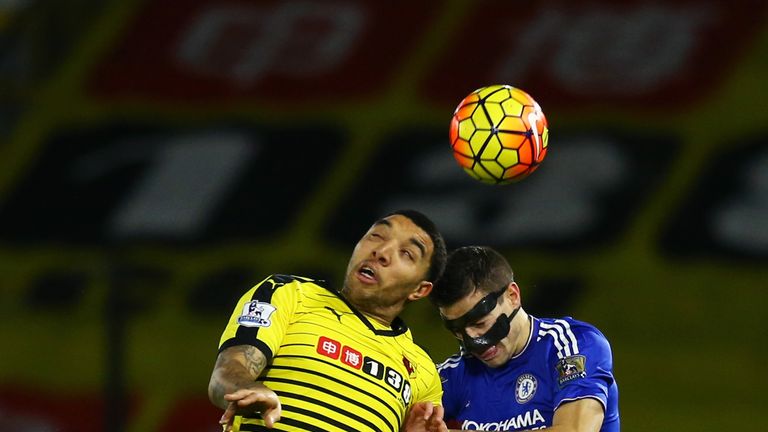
[449,85,549,184]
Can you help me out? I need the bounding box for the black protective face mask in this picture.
[442,286,520,356]
[460,306,520,355]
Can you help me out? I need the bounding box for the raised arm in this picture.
[208,345,281,429]
[547,398,604,432]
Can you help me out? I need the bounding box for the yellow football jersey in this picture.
[218,274,443,432]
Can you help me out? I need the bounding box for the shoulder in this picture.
[410,343,435,365]
[436,352,468,375]
[262,273,325,288]
[243,274,329,307]
[536,317,611,358]
[255,274,326,293]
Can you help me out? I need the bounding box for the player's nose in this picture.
[464,324,491,339]
[463,328,482,338]
[371,242,393,265]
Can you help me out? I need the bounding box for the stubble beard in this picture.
[341,275,398,321]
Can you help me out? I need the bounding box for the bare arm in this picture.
[447,398,604,432]
[208,345,268,408]
[208,345,281,429]
[547,398,604,432]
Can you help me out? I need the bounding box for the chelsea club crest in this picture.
[515,373,538,404]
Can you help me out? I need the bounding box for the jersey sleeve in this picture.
[217,274,301,361]
[436,355,466,419]
[550,320,616,411]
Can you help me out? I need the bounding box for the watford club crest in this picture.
[402,356,415,376]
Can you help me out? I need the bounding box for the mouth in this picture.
[478,345,499,361]
[356,262,378,284]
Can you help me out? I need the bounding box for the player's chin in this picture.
[482,357,507,368]
[343,274,375,296]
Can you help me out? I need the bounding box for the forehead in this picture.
[373,215,433,249]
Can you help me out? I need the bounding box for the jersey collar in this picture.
[509,315,536,361]
[323,284,410,336]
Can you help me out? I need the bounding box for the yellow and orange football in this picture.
[449,84,549,184]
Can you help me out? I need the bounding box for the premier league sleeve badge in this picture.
[556,355,587,386]
[237,300,277,327]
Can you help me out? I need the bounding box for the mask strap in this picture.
[506,305,521,323]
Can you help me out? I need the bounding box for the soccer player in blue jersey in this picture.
[431,246,619,431]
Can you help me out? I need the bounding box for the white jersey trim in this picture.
[437,354,463,371]
[554,395,607,412]
[555,319,580,354]
[538,320,580,359]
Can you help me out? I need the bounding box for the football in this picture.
[449,85,549,184]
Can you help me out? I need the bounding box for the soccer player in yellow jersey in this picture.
[208,210,449,432]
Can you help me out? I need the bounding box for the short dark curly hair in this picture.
[430,246,513,307]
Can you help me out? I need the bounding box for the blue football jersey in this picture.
[438,316,619,431]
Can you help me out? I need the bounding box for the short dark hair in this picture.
[430,246,513,307]
[386,209,447,283]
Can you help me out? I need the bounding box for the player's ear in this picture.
[408,281,433,301]
[507,282,521,306]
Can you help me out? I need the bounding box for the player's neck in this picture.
[340,285,397,327]
[357,302,398,328]
[366,313,392,327]
[510,309,532,357]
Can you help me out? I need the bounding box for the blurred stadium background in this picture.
[1,0,766,430]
